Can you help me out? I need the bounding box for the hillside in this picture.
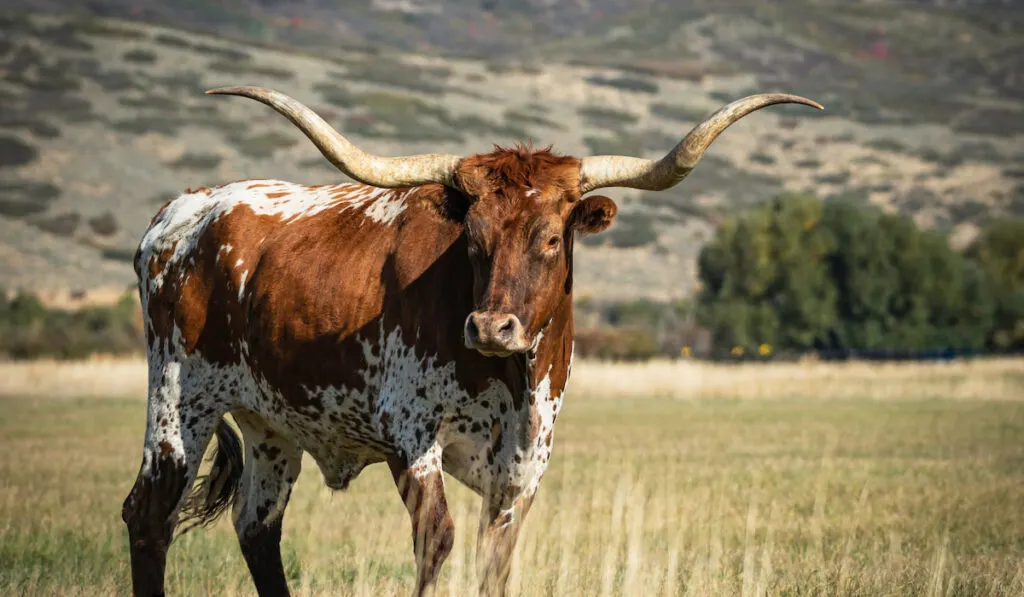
[0,7,1021,304]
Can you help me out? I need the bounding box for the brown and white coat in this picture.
[121,86,820,597]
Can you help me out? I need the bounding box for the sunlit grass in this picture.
[0,360,1022,595]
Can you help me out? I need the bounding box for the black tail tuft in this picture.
[177,418,244,536]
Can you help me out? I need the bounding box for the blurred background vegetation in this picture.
[0,1,1021,361]
[3,201,1020,362]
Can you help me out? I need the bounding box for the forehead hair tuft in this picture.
[471,141,579,189]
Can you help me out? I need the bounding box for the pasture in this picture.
[1,358,1022,596]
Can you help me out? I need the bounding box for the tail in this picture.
[177,418,244,535]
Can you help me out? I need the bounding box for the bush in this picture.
[297,157,339,172]
[122,49,158,64]
[0,113,62,140]
[582,134,644,157]
[585,75,659,94]
[87,212,119,237]
[580,213,657,248]
[75,19,146,40]
[574,327,658,361]
[228,131,297,159]
[637,190,711,221]
[314,80,360,108]
[650,103,708,123]
[865,138,908,153]
[0,291,144,360]
[145,70,205,94]
[900,186,939,212]
[578,105,639,130]
[0,182,61,218]
[343,59,450,95]
[208,60,294,81]
[0,136,39,169]
[112,117,181,136]
[815,171,851,185]
[794,159,822,169]
[573,298,698,360]
[192,43,251,62]
[32,212,80,237]
[953,108,1024,138]
[118,94,180,112]
[92,69,139,92]
[38,24,94,51]
[340,92,464,143]
[749,152,776,166]
[503,108,564,131]
[167,153,223,170]
[153,33,192,49]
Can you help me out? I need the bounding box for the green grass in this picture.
[1,375,1021,596]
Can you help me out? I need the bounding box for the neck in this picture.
[525,292,574,391]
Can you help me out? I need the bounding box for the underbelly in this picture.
[240,384,551,500]
[227,333,557,500]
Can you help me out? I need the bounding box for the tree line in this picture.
[695,193,1023,358]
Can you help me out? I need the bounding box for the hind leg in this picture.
[122,375,227,596]
[232,412,303,597]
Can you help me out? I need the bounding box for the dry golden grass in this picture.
[0,356,148,399]
[3,356,1022,401]
[570,357,1024,401]
[0,358,1022,596]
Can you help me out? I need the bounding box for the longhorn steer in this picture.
[122,86,821,597]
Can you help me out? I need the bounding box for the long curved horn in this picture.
[206,86,463,188]
[578,93,823,193]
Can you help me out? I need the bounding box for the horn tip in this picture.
[785,95,824,111]
[205,85,254,96]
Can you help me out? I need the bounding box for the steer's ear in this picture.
[570,195,617,234]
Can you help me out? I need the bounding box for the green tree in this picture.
[766,193,837,349]
[700,193,997,356]
[821,199,898,350]
[697,192,836,353]
[967,218,1024,349]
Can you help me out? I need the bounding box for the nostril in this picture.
[465,316,480,341]
[497,317,516,335]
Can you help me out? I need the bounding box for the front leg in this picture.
[387,448,455,597]
[476,491,536,597]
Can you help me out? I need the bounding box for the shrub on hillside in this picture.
[122,49,157,64]
[585,75,659,94]
[0,291,143,360]
[574,327,659,361]
[0,136,38,168]
[88,213,120,237]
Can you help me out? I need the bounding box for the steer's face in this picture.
[457,147,617,357]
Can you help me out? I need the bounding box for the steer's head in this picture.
[454,146,615,356]
[206,86,822,357]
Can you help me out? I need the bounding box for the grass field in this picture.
[1,358,1022,596]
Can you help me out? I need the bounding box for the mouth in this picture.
[474,347,516,358]
[465,336,534,358]
[468,333,542,358]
